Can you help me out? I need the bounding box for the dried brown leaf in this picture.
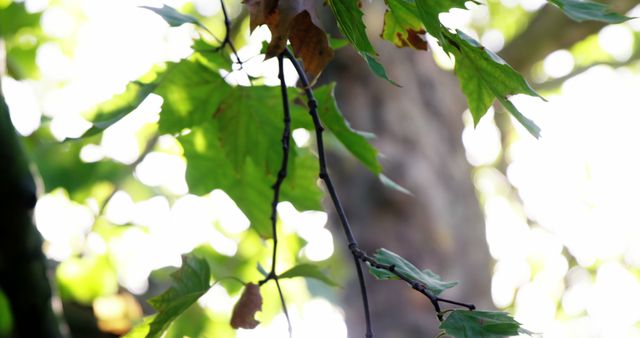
[289,11,334,82]
[230,283,263,330]
[244,0,334,80]
[244,0,278,32]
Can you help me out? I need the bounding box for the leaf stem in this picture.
[215,0,243,70]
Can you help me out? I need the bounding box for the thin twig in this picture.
[283,47,374,338]
[351,247,475,319]
[215,0,244,71]
[258,53,293,338]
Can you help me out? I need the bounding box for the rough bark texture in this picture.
[325,43,492,337]
[0,67,63,338]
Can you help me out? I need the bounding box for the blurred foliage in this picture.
[0,1,43,79]
[0,288,12,336]
[56,254,119,305]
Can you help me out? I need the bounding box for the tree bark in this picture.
[325,2,640,337]
[0,45,63,338]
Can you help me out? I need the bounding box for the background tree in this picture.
[327,1,640,336]
[0,2,631,336]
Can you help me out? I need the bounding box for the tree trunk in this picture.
[324,1,640,337]
[325,43,492,338]
[0,43,63,338]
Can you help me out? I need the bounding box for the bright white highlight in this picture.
[79,144,105,163]
[292,128,311,147]
[519,0,546,12]
[278,203,334,262]
[481,29,505,52]
[462,108,502,166]
[543,50,575,78]
[34,191,94,261]
[598,25,634,62]
[104,191,135,225]
[466,64,640,336]
[237,298,347,338]
[1,77,42,136]
[135,151,189,195]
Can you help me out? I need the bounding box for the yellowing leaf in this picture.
[382,0,427,50]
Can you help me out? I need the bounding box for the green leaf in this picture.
[379,174,412,195]
[123,316,154,338]
[414,0,470,37]
[179,109,322,237]
[80,81,159,138]
[326,0,376,54]
[214,86,295,174]
[164,304,209,338]
[156,59,231,134]
[326,0,394,83]
[547,0,631,23]
[329,37,349,50]
[444,30,541,137]
[257,263,268,277]
[369,248,457,295]
[382,0,427,50]
[497,97,541,138]
[315,83,382,174]
[141,5,211,32]
[363,52,398,85]
[192,40,233,71]
[192,244,250,294]
[146,254,212,338]
[279,264,339,287]
[77,63,175,138]
[29,130,127,201]
[280,151,323,212]
[440,310,529,338]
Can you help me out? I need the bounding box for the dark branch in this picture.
[283,47,374,338]
[350,247,475,320]
[258,53,292,338]
[211,0,250,81]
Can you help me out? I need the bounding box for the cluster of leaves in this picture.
[327,0,629,138]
